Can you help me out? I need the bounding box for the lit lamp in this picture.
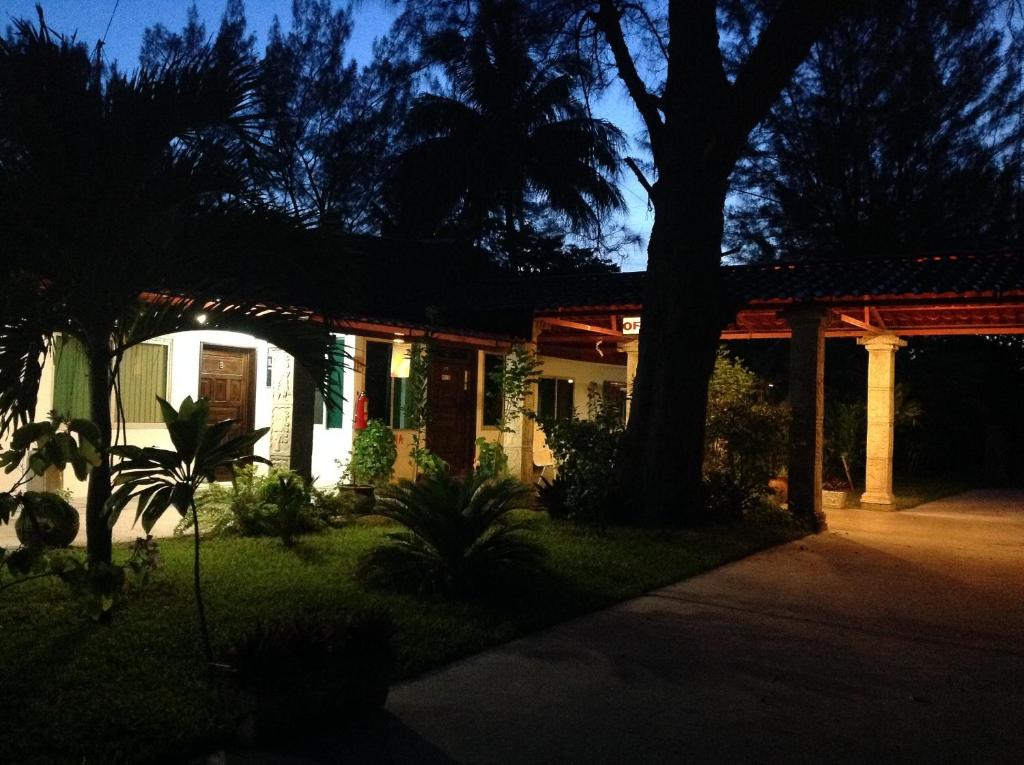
[391,341,411,378]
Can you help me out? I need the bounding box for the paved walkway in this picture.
[376,490,1024,764]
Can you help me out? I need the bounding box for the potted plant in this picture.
[823,400,864,510]
[338,419,397,509]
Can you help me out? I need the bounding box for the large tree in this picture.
[728,0,1024,261]
[398,0,850,523]
[0,13,336,565]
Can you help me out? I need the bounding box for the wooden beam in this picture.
[542,318,626,338]
[838,312,883,334]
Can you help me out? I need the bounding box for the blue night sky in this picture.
[1,1,651,268]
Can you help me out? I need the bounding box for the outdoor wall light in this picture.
[195,313,208,325]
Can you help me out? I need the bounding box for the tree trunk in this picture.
[85,339,113,565]
[616,177,731,524]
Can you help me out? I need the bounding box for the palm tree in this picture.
[0,12,338,566]
[387,0,624,266]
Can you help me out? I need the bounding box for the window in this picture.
[483,354,504,427]
[53,336,91,419]
[53,336,168,423]
[362,340,414,429]
[119,343,168,422]
[603,381,627,426]
[537,377,574,421]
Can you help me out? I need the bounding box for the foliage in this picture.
[107,396,270,661]
[535,474,568,517]
[388,0,625,264]
[538,385,624,523]
[357,472,545,595]
[0,417,157,617]
[475,437,510,479]
[344,420,398,486]
[703,350,790,521]
[403,341,448,478]
[0,11,338,566]
[178,466,328,546]
[729,0,1024,261]
[226,607,395,739]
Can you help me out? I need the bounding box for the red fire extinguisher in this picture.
[354,391,369,430]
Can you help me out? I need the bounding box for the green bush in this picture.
[475,437,509,479]
[177,466,325,544]
[357,472,545,595]
[227,608,395,740]
[344,420,397,485]
[538,385,623,523]
[703,349,789,520]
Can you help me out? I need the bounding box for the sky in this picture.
[1,0,652,269]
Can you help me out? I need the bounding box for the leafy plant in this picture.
[703,349,790,520]
[403,341,447,478]
[478,344,542,478]
[475,437,509,479]
[226,608,395,740]
[107,396,269,662]
[344,420,398,485]
[357,472,545,595]
[0,416,156,617]
[539,384,624,524]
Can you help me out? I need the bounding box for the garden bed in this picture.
[0,518,800,763]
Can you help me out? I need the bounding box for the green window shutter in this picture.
[53,336,91,420]
[326,337,345,429]
[119,343,168,423]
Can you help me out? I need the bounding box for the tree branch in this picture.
[718,0,850,170]
[592,0,664,154]
[624,156,654,198]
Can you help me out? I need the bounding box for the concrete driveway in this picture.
[379,490,1024,764]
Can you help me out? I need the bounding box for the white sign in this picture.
[621,316,641,335]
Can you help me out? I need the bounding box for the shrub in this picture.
[227,608,395,740]
[343,420,397,485]
[177,466,325,544]
[538,385,623,523]
[357,472,545,595]
[703,349,789,520]
[475,437,509,478]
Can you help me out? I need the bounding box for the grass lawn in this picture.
[0,517,800,764]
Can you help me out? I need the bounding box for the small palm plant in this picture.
[106,396,268,662]
[357,472,545,595]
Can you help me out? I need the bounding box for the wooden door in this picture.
[427,347,477,476]
[199,346,256,471]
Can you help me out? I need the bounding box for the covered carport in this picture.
[496,251,1024,527]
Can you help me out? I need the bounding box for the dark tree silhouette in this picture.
[0,12,336,565]
[388,0,625,271]
[728,0,1024,261]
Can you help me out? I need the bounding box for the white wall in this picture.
[532,354,627,467]
[310,333,356,487]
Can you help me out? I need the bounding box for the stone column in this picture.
[857,334,906,507]
[617,338,639,422]
[785,307,828,531]
[268,348,294,467]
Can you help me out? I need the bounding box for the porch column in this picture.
[858,334,906,507]
[289,361,315,480]
[617,338,639,421]
[504,339,538,483]
[785,307,827,531]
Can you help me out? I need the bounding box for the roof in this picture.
[480,250,1024,314]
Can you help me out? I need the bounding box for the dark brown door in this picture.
[427,347,477,476]
[199,346,256,473]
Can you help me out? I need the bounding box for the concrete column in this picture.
[857,334,906,507]
[268,348,294,467]
[617,338,639,421]
[785,307,828,531]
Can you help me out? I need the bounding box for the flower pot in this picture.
[15,492,80,548]
[768,476,788,505]
[821,489,850,510]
